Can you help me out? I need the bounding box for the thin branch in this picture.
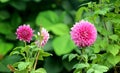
[33,50,40,70]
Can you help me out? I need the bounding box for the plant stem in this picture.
[24,41,28,61]
[33,50,40,70]
[24,41,27,47]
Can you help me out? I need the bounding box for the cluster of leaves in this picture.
[71,0,120,72]
[9,42,51,73]
[63,47,109,73]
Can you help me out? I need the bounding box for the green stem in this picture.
[81,49,84,73]
[33,50,40,70]
[24,42,28,61]
[81,48,85,54]
[81,48,88,63]
[24,41,27,47]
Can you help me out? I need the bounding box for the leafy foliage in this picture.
[74,0,120,72]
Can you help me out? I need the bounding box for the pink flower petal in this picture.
[36,28,49,47]
[16,24,34,43]
[70,20,97,47]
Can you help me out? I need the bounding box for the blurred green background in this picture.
[0,0,120,73]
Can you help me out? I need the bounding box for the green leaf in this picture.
[35,68,47,73]
[106,13,120,24]
[49,23,69,36]
[97,26,109,36]
[94,7,110,15]
[14,69,28,73]
[87,64,108,73]
[10,47,24,55]
[100,37,108,49]
[69,54,77,62]
[36,11,69,36]
[110,18,120,24]
[38,49,52,60]
[87,68,94,73]
[10,51,20,55]
[107,45,119,56]
[105,21,113,34]
[18,62,30,70]
[0,0,9,3]
[62,54,69,60]
[92,64,108,72]
[109,34,119,41]
[38,55,44,60]
[94,70,103,73]
[107,54,120,66]
[82,54,88,62]
[39,49,52,57]
[90,54,97,60]
[76,7,88,21]
[73,63,89,69]
[53,35,76,56]
[42,52,52,57]
[0,40,13,55]
[13,47,24,50]
[0,10,10,20]
[73,69,81,73]
[36,11,59,30]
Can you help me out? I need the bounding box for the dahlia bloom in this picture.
[70,20,97,47]
[16,25,34,43]
[36,28,49,47]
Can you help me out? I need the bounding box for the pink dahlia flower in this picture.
[36,28,49,47]
[70,20,97,47]
[16,25,34,43]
